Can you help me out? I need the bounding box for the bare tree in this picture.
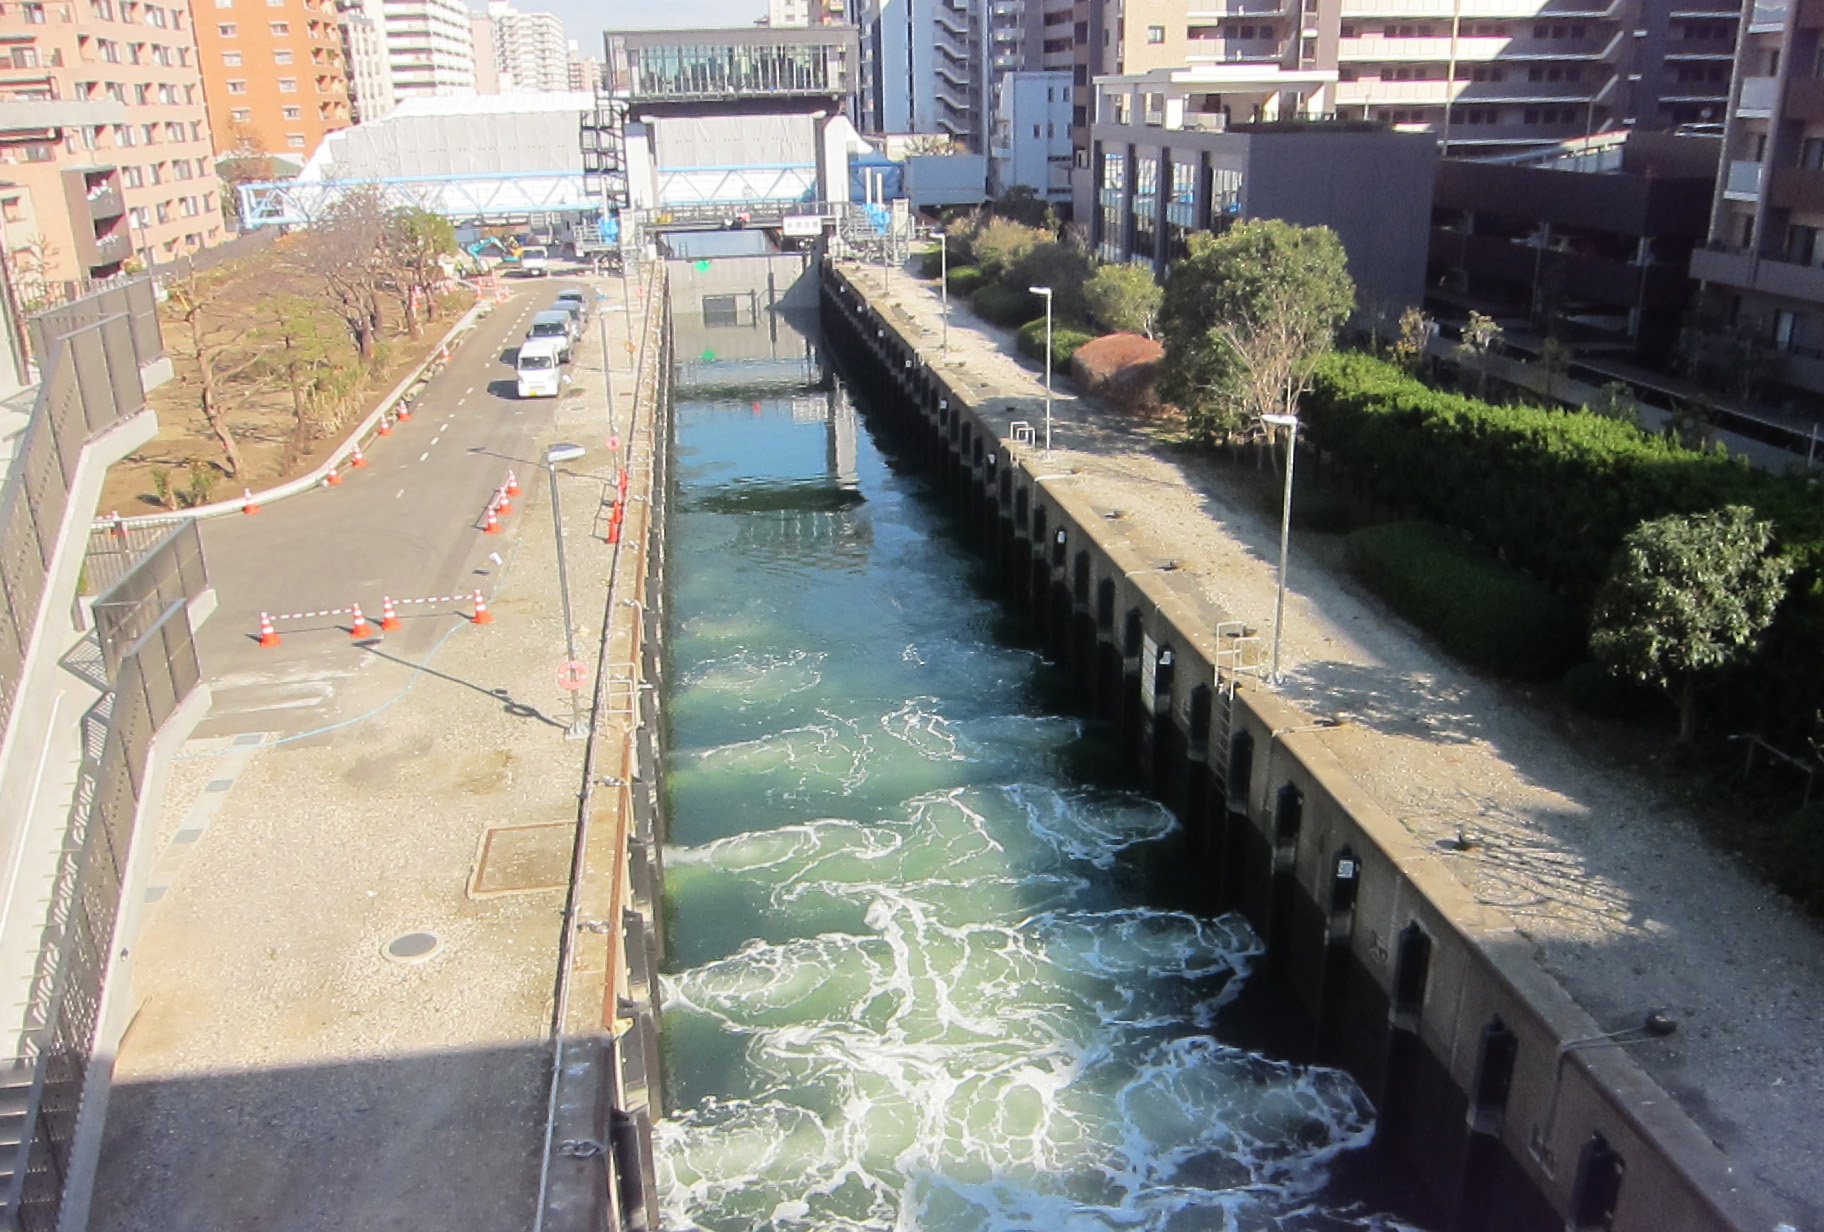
[164,265,264,476]
[291,185,388,361]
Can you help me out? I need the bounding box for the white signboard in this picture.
[782,214,825,237]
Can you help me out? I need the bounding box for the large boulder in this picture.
[1070,333,1165,417]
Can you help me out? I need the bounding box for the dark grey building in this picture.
[1076,101,1437,315]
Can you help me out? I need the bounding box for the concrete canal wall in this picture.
[540,266,672,1232]
[820,259,1779,1232]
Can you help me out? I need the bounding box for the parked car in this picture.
[526,310,574,363]
[515,336,566,397]
[551,295,586,335]
[518,245,550,277]
[554,288,589,324]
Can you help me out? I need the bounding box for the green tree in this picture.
[1007,239,1092,319]
[1455,310,1503,398]
[1677,297,1780,402]
[1389,306,1434,376]
[1083,263,1163,338]
[1590,506,1793,743]
[971,217,1046,279]
[384,206,458,336]
[1156,219,1355,441]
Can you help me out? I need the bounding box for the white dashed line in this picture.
[431,436,441,445]
[419,451,430,462]
[395,488,405,499]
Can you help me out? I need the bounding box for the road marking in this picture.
[396,488,406,499]
[431,436,441,445]
[419,451,430,462]
[465,387,474,395]
[441,421,452,430]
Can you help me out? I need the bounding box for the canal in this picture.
[654,246,1423,1232]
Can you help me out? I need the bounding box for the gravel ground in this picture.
[852,262,1824,1229]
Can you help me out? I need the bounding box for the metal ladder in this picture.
[1211,620,1261,794]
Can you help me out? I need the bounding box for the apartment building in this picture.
[479,0,566,93]
[1069,0,1738,166]
[381,0,473,98]
[1686,0,1824,416]
[566,40,599,90]
[194,0,352,159]
[0,0,220,282]
[338,0,395,120]
[991,68,1072,197]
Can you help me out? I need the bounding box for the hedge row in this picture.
[1303,352,1824,601]
[1015,317,1097,373]
[971,284,1043,329]
[1343,522,1583,679]
[946,265,989,297]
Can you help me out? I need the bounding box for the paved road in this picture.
[194,275,598,740]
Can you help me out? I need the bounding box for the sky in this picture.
[524,0,770,46]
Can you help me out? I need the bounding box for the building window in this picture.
[230,106,250,121]
[217,21,234,34]
[226,78,245,92]
[214,0,231,7]
[222,49,240,64]
[89,0,112,18]
[282,104,300,118]
[1146,23,1163,41]
[273,48,291,63]
[287,133,305,147]
[268,19,286,33]
[278,76,296,91]
[23,3,46,22]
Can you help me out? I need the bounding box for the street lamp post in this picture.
[1262,412,1300,685]
[595,291,614,420]
[935,230,949,355]
[546,441,589,738]
[1028,285,1053,455]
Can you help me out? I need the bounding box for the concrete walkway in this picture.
[87,271,651,1232]
[851,261,1824,1230]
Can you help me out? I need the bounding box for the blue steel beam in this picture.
[238,172,595,228]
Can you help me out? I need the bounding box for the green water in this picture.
[655,257,1414,1232]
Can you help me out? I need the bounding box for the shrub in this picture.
[918,249,944,279]
[1560,661,1664,720]
[1016,317,1096,372]
[946,265,989,298]
[972,217,1047,278]
[1344,522,1582,678]
[1766,803,1824,914]
[1084,263,1162,338]
[1007,240,1092,319]
[971,284,1042,328]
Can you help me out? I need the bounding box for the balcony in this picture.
[1342,0,1617,12]
[1768,165,1824,210]
[1338,33,1616,62]
[1723,158,1763,199]
[1186,38,1286,62]
[1737,73,1779,114]
[1785,76,1824,121]
[1691,244,1824,303]
[91,228,130,265]
[1189,0,1290,14]
[85,180,122,219]
[1335,78,1600,104]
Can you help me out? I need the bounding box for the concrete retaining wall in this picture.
[819,259,1779,1232]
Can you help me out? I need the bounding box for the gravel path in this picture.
[852,263,1824,1229]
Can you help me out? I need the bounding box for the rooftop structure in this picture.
[604,26,858,105]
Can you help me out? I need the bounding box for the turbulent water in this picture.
[655,254,1415,1232]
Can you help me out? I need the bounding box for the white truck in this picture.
[515,336,566,398]
[518,244,550,277]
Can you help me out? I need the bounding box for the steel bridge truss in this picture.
[237,171,595,228]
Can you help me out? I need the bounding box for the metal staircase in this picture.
[1211,620,1261,794]
[579,91,632,268]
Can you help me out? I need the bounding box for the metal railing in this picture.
[0,286,158,753]
[90,521,207,680]
[3,590,201,1230]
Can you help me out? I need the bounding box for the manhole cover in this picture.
[383,932,441,963]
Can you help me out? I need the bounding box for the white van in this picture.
[516,336,566,398]
[518,245,550,277]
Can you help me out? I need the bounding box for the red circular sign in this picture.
[557,660,588,691]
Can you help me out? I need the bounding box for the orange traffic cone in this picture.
[378,417,393,436]
[471,590,494,625]
[380,596,401,632]
[258,612,280,647]
[483,507,503,535]
[504,470,520,498]
[109,511,126,539]
[494,486,512,516]
[397,401,413,422]
[349,604,374,639]
[607,520,621,545]
[438,344,451,363]
[325,465,342,487]
[242,488,261,515]
[350,445,367,468]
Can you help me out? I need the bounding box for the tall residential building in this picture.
[195,0,352,160]
[566,39,600,90]
[1082,0,1740,158]
[991,68,1072,197]
[1688,0,1824,418]
[768,0,812,26]
[484,0,567,93]
[470,9,500,91]
[0,0,221,281]
[381,0,474,98]
[338,0,396,120]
